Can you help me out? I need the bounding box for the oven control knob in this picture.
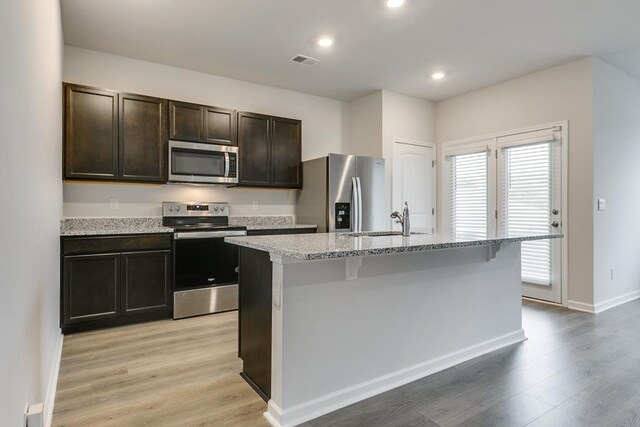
[220,206,226,212]
[214,206,219,212]
[175,206,181,212]
[168,206,173,212]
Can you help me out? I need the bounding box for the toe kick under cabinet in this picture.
[61,234,172,333]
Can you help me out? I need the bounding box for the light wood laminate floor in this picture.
[52,311,269,427]
[54,300,640,426]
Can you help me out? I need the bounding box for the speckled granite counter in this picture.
[60,215,317,236]
[225,230,563,260]
[229,215,317,231]
[60,217,173,236]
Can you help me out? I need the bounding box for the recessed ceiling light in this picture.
[387,0,405,8]
[431,71,446,80]
[317,36,334,47]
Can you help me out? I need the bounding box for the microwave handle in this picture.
[224,152,230,177]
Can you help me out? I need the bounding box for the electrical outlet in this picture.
[252,201,259,210]
[25,403,43,427]
[109,198,119,210]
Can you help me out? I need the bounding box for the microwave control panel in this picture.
[228,153,237,178]
[334,202,351,230]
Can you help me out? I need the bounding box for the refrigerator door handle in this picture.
[352,177,359,232]
[356,176,363,233]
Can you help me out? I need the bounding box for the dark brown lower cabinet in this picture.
[238,227,316,401]
[61,234,172,333]
[121,250,171,315]
[63,253,120,324]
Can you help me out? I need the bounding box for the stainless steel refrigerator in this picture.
[296,153,386,233]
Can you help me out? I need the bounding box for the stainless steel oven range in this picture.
[163,201,246,319]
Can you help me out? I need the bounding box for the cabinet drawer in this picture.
[62,234,172,255]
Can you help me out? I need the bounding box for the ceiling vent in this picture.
[290,54,320,67]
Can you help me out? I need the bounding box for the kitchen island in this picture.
[226,231,562,427]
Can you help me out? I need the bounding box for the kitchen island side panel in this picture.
[238,246,273,401]
[268,243,524,426]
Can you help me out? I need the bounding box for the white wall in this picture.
[347,91,383,158]
[0,0,63,423]
[63,47,349,217]
[592,58,640,307]
[436,58,594,306]
[347,90,436,222]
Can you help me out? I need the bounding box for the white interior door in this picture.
[392,142,435,233]
[497,130,563,303]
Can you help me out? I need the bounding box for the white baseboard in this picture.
[568,290,640,314]
[594,290,640,313]
[264,329,525,427]
[567,300,596,313]
[44,332,63,427]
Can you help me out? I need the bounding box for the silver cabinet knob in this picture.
[551,221,559,228]
[552,209,559,215]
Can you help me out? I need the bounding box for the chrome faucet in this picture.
[391,202,411,237]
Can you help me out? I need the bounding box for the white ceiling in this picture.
[61,0,640,102]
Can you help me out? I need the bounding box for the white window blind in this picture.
[500,143,552,285]
[449,151,488,239]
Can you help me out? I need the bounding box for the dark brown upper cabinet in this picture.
[237,112,302,189]
[237,112,271,186]
[205,106,236,145]
[271,117,302,188]
[119,93,167,183]
[64,83,167,184]
[64,85,119,180]
[168,101,203,142]
[169,101,236,146]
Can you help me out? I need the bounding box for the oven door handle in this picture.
[174,230,247,240]
[224,152,230,177]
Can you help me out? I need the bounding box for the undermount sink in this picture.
[347,231,428,237]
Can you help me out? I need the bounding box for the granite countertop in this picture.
[60,215,317,236]
[228,216,316,231]
[225,230,564,260]
[60,217,173,236]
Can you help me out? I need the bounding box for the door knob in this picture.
[551,221,559,228]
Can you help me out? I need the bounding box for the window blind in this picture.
[500,143,552,285]
[449,151,488,239]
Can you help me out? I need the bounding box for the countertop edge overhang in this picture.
[225,233,564,260]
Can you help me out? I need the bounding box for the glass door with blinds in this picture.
[447,150,490,239]
[497,129,562,303]
[444,127,564,304]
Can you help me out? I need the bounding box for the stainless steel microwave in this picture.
[168,140,238,185]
